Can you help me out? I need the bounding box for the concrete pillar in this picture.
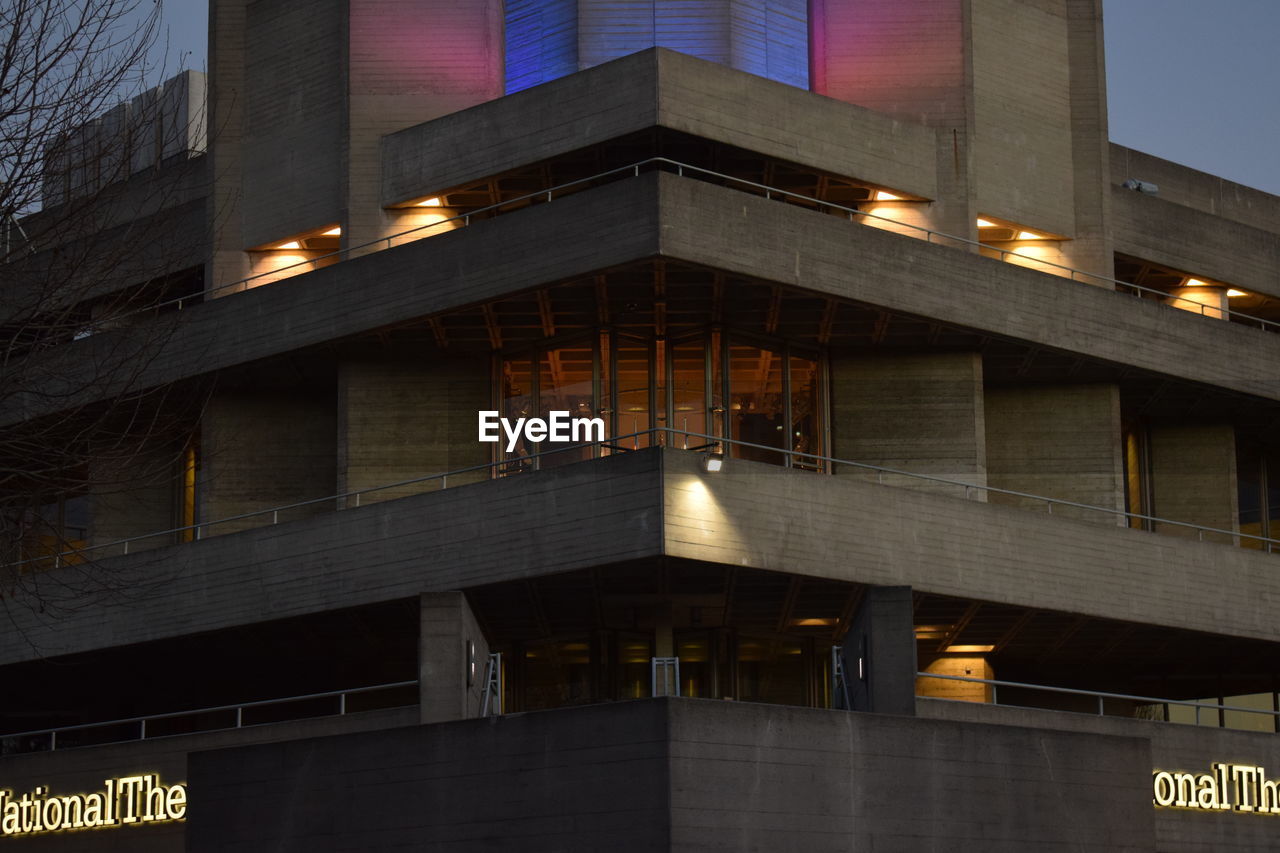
[1149,425,1238,544]
[839,586,916,716]
[984,384,1125,524]
[336,359,490,505]
[420,591,492,723]
[201,391,337,535]
[831,352,986,499]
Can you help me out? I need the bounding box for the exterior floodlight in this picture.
[702,453,724,473]
[1122,179,1159,195]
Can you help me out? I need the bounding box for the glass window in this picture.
[729,340,786,465]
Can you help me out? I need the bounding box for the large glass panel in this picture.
[614,338,653,449]
[670,337,708,448]
[1124,427,1150,530]
[615,633,652,699]
[789,352,821,470]
[538,340,596,467]
[1238,444,1264,549]
[675,631,715,698]
[522,638,594,710]
[500,354,535,473]
[737,635,809,705]
[729,340,785,464]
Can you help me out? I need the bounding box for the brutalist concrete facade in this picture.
[5,2,1280,851]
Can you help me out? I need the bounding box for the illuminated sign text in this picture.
[1153,763,1280,814]
[0,775,186,837]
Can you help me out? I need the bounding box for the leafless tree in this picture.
[0,0,211,617]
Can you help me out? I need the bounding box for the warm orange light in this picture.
[321,227,341,236]
[1227,289,1247,297]
[275,240,301,250]
[874,190,903,201]
[791,617,839,627]
[945,644,995,653]
[416,196,443,207]
[1184,278,1209,287]
[1016,230,1043,240]
[975,218,996,228]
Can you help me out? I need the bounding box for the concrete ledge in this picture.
[381,47,939,206]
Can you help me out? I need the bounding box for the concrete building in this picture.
[3,1,1280,850]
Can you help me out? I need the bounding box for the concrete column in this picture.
[839,586,916,716]
[831,352,986,499]
[420,591,492,723]
[984,384,1125,524]
[1149,424,1238,544]
[201,391,337,535]
[336,359,490,505]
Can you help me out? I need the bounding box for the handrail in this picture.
[0,680,418,753]
[917,671,1280,729]
[86,156,1279,334]
[8,426,1277,573]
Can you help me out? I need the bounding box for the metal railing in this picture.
[0,680,418,755]
[84,157,1280,334]
[917,671,1280,732]
[8,426,1278,574]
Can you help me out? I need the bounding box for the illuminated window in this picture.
[495,329,825,471]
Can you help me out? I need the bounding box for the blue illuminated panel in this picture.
[505,0,809,95]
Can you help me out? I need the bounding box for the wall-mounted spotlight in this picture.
[702,453,725,473]
[1122,178,1159,195]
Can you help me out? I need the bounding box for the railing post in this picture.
[140,719,147,740]
[49,730,56,751]
[339,693,346,715]
[1097,695,1104,716]
[991,683,998,705]
[236,707,243,728]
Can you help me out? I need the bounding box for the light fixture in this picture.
[945,644,995,653]
[702,452,724,473]
[1016,230,1042,240]
[874,190,902,201]
[791,617,839,627]
[275,240,301,250]
[975,218,996,228]
[321,226,341,236]
[416,196,443,207]
[1227,289,1247,297]
[1184,278,1208,287]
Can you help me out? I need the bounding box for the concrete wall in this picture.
[0,708,414,853]
[922,697,1280,853]
[1150,424,1239,544]
[382,49,939,208]
[90,444,180,555]
[831,352,986,498]
[1112,188,1280,300]
[984,384,1124,523]
[201,390,337,534]
[18,174,1280,433]
[419,591,491,723]
[810,0,966,128]
[184,699,1153,851]
[240,0,345,250]
[346,0,503,251]
[1111,144,1280,235]
[336,360,488,505]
